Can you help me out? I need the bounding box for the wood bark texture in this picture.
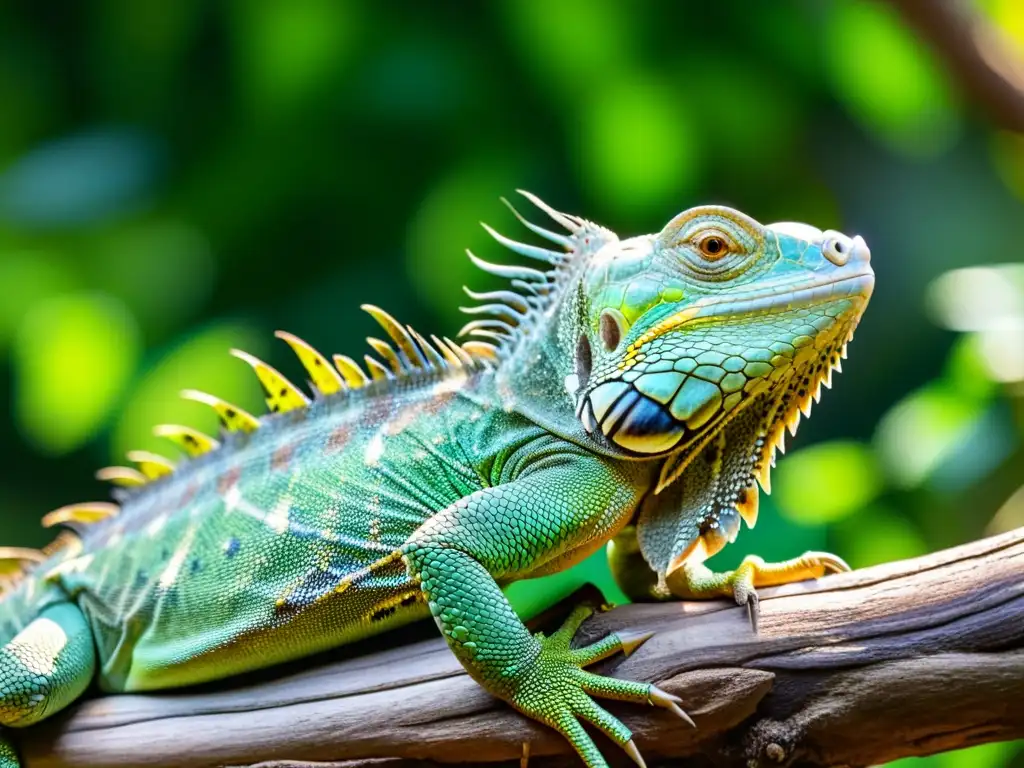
[16,528,1024,768]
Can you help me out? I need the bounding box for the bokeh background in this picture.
[1,1,1022,765]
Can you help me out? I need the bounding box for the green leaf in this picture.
[13,293,140,454]
[111,323,266,461]
[775,440,883,524]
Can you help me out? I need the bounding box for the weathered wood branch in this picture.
[18,528,1024,768]
[888,0,1024,132]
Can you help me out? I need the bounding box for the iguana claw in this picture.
[667,550,851,633]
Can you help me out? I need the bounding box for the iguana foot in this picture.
[667,551,850,632]
[512,605,693,768]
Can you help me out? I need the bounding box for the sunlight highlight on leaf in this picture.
[576,74,701,214]
[111,323,266,460]
[13,293,140,454]
[774,441,883,524]
[823,0,959,157]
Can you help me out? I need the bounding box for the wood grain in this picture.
[16,528,1024,768]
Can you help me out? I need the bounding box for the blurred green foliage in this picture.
[0,1,1022,764]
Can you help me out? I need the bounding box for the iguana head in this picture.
[570,206,873,471]
[567,203,873,574]
[467,194,873,576]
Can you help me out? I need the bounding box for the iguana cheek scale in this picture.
[0,192,873,768]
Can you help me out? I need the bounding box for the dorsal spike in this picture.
[462,287,530,314]
[408,328,446,370]
[500,196,573,247]
[126,450,175,480]
[459,319,516,337]
[230,349,310,414]
[363,355,392,382]
[96,466,148,487]
[511,278,548,297]
[443,337,477,368]
[153,424,221,458]
[480,222,563,265]
[333,355,370,389]
[516,189,582,233]
[181,389,260,433]
[361,305,427,370]
[432,334,464,369]
[466,250,548,283]
[275,331,345,395]
[42,502,119,530]
[367,338,405,375]
[466,329,512,343]
[0,547,46,572]
[458,303,524,325]
[42,530,82,559]
[461,341,500,361]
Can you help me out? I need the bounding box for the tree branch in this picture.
[887,0,1024,132]
[18,528,1024,768]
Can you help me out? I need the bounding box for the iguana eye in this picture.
[693,231,735,261]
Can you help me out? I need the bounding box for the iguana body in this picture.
[0,194,873,767]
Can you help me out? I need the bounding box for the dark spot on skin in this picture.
[371,605,398,622]
[225,538,241,558]
[272,443,294,472]
[217,466,241,495]
[225,408,236,418]
[185,435,197,445]
[575,334,592,389]
[400,594,420,607]
[279,388,288,397]
[134,570,148,588]
[190,558,202,574]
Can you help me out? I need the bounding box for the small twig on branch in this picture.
[17,528,1024,768]
[887,0,1024,132]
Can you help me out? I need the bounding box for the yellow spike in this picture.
[96,466,148,487]
[361,305,426,369]
[231,349,310,414]
[181,389,260,433]
[736,484,759,529]
[154,424,221,458]
[126,450,176,480]
[444,337,476,368]
[367,338,404,375]
[409,328,446,370]
[275,331,345,395]
[333,354,370,389]
[42,502,119,529]
[432,334,463,369]
[364,355,391,382]
[755,461,772,494]
[42,530,83,559]
[0,547,46,576]
[461,341,499,361]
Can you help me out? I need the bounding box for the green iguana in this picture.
[0,192,873,768]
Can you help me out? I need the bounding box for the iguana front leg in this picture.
[609,525,849,630]
[403,452,692,768]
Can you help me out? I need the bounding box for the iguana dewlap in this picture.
[0,193,873,768]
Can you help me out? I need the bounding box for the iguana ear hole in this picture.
[575,334,593,389]
[599,309,627,352]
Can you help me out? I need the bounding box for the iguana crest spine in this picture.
[0,190,606,591]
